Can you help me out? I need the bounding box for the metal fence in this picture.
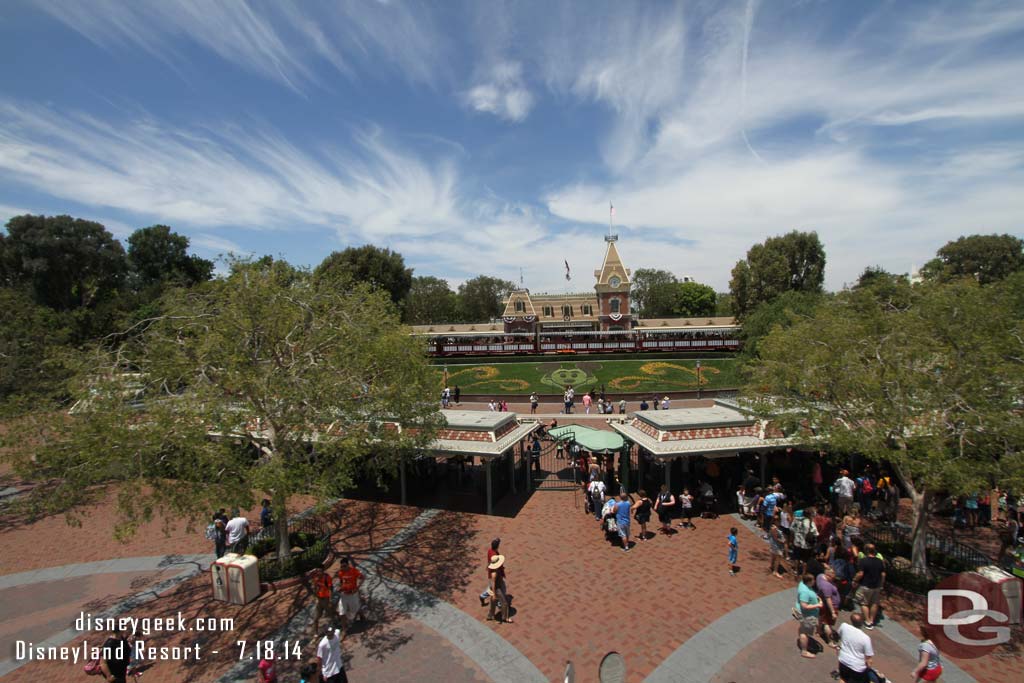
[862,522,994,570]
[249,516,331,583]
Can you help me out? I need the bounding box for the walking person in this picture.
[309,567,335,635]
[795,573,822,659]
[654,484,676,534]
[99,626,131,683]
[791,508,818,575]
[260,498,274,532]
[911,625,943,681]
[529,392,539,414]
[618,398,626,414]
[531,435,542,474]
[487,553,512,623]
[852,543,886,629]
[834,470,856,517]
[634,490,653,541]
[335,556,364,637]
[589,477,607,521]
[209,508,228,558]
[768,519,790,579]
[836,614,874,683]
[677,488,694,529]
[614,492,633,551]
[727,527,739,575]
[316,625,347,683]
[453,385,460,405]
[816,566,841,646]
[583,392,593,414]
[840,503,864,549]
[224,508,250,554]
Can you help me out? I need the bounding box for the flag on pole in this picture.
[610,202,615,218]
[565,259,571,281]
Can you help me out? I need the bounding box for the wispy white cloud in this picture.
[0,102,461,243]
[191,233,246,255]
[31,0,447,91]
[463,62,535,122]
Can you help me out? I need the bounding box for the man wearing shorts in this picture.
[310,567,334,634]
[852,544,885,629]
[614,493,633,552]
[796,573,821,659]
[335,556,363,636]
[837,614,874,683]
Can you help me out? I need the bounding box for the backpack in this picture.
[861,478,874,494]
[205,522,217,541]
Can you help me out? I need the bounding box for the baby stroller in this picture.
[601,499,619,541]
[700,488,718,519]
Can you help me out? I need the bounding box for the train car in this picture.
[416,323,741,357]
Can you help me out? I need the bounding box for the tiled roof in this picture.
[635,316,738,328]
[611,420,793,457]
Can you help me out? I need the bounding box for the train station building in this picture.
[500,235,634,334]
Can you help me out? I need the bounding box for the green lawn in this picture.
[434,358,739,395]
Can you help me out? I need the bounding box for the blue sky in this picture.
[1,0,1022,293]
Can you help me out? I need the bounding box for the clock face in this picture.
[609,275,621,288]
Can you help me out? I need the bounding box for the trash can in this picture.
[973,565,1022,625]
[211,553,238,602]
[225,554,261,605]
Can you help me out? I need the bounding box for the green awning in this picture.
[549,425,626,454]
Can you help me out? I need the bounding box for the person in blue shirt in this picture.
[614,493,633,552]
[260,499,273,530]
[727,527,739,575]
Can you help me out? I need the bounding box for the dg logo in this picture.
[926,572,1014,658]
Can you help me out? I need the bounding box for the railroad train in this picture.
[417,324,741,357]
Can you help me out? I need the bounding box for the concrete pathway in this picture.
[0,554,210,677]
[219,508,543,683]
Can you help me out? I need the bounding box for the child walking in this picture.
[728,527,739,575]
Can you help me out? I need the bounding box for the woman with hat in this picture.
[487,553,512,624]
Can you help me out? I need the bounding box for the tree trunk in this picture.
[273,490,289,568]
[909,487,933,572]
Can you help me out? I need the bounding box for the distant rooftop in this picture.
[635,401,755,430]
[441,410,517,431]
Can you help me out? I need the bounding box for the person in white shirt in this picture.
[834,470,856,516]
[316,626,347,683]
[224,509,250,554]
[589,479,607,521]
[836,613,874,683]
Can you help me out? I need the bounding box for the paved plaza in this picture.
[2,442,1022,683]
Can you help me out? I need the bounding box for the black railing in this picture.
[248,516,331,583]
[862,522,994,570]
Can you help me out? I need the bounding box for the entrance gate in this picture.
[532,430,579,490]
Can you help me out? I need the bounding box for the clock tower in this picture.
[594,234,631,331]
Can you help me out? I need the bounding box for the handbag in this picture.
[84,659,103,676]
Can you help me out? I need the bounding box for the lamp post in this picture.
[696,360,702,400]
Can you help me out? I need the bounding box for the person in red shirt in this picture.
[309,567,334,634]
[335,556,364,636]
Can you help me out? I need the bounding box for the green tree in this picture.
[127,225,213,289]
[715,292,734,317]
[2,259,440,564]
[456,275,516,322]
[0,288,72,406]
[739,290,825,358]
[670,281,717,318]
[729,230,826,318]
[922,234,1024,285]
[314,245,413,306]
[2,214,127,311]
[630,268,678,317]
[746,279,1024,570]
[404,276,459,324]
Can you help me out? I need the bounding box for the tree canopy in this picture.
[404,276,459,324]
[457,275,516,322]
[745,278,1024,569]
[738,290,825,359]
[630,268,678,317]
[127,225,213,289]
[921,233,1024,285]
[670,281,717,318]
[729,230,826,318]
[2,259,440,557]
[2,214,127,311]
[314,245,413,306]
